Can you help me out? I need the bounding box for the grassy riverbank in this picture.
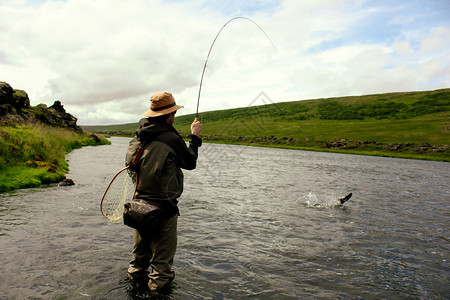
[0,124,109,192]
[83,89,450,161]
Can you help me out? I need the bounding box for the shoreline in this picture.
[105,134,449,162]
[0,124,110,193]
[200,139,449,162]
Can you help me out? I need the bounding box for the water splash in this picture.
[302,192,342,208]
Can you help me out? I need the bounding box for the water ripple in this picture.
[0,138,448,299]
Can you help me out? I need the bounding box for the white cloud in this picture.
[419,27,450,55]
[0,0,449,125]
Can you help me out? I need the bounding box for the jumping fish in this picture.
[339,193,352,204]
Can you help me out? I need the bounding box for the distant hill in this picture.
[82,89,450,161]
[82,122,139,136]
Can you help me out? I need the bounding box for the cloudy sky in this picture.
[1,0,449,125]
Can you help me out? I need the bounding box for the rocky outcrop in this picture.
[32,101,81,132]
[0,81,81,132]
[0,81,30,119]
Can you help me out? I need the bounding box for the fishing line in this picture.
[195,16,278,118]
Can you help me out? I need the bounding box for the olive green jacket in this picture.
[126,118,201,207]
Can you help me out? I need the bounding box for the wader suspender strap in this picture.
[132,146,144,165]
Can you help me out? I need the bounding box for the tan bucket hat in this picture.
[144,91,184,117]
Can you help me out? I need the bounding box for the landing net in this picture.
[101,168,137,223]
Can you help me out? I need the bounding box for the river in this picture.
[0,137,449,299]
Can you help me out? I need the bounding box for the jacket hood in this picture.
[135,118,179,144]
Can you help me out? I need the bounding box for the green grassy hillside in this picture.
[83,89,450,161]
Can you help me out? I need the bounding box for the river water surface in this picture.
[0,137,449,299]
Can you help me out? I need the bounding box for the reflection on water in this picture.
[0,137,449,299]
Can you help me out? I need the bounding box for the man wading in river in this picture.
[125,91,202,292]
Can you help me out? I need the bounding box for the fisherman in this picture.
[125,91,202,292]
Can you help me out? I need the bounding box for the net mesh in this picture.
[101,168,137,223]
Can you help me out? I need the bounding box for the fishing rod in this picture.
[195,16,278,118]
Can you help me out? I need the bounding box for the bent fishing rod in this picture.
[195,17,277,118]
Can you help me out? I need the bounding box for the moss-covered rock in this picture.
[0,81,82,132]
